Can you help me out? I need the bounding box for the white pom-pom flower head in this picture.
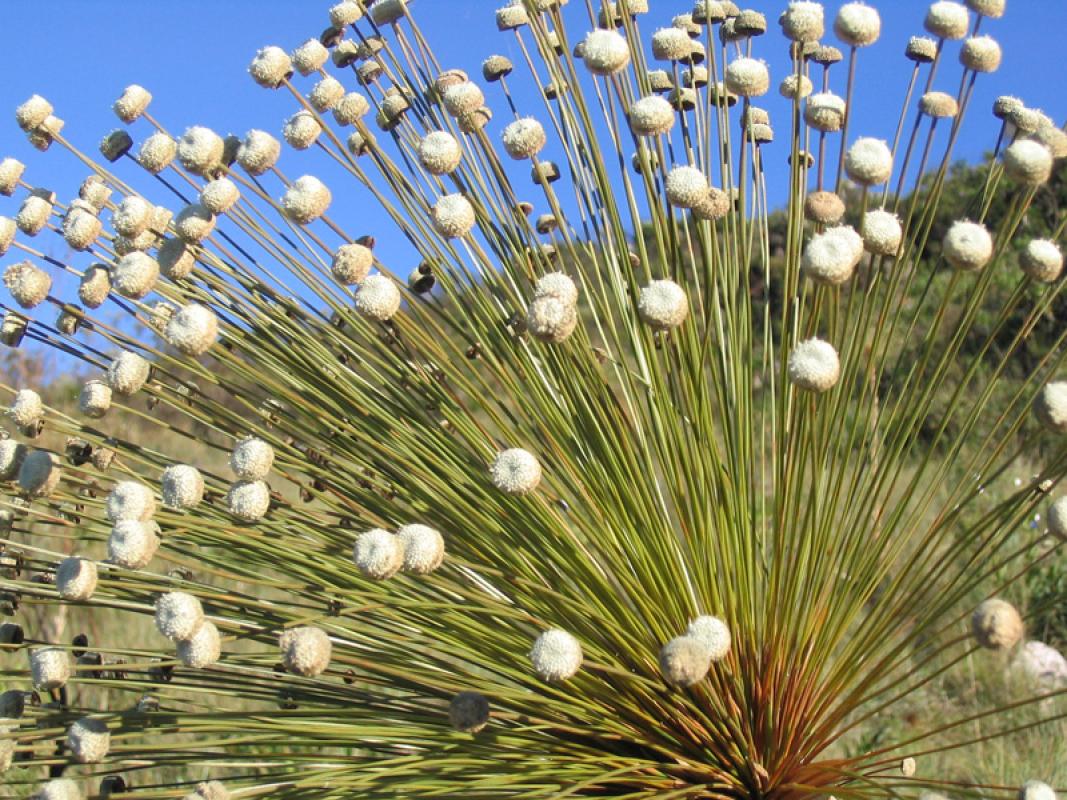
[230,436,274,480]
[725,57,770,97]
[582,29,630,75]
[801,226,863,285]
[788,338,841,393]
[638,280,688,330]
[280,626,332,676]
[105,481,156,522]
[862,210,903,257]
[845,138,893,186]
[1035,381,1067,434]
[530,628,583,681]
[356,274,401,321]
[1020,239,1063,283]
[687,615,732,661]
[155,592,205,641]
[943,220,993,272]
[490,448,542,495]
[353,528,403,579]
[659,635,711,686]
[835,2,880,46]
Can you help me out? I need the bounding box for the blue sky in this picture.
[0,0,1064,304]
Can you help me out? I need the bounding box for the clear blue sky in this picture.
[0,1,1064,285]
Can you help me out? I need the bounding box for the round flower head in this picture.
[651,27,691,61]
[159,237,195,281]
[845,138,893,186]
[535,272,579,306]
[802,226,864,285]
[19,450,60,497]
[1020,239,1063,283]
[961,35,1001,72]
[805,93,846,133]
[0,216,16,255]
[530,628,583,682]
[397,523,446,574]
[861,209,903,257]
[418,131,463,176]
[972,597,1023,650]
[780,74,814,100]
[15,94,52,131]
[687,615,732,660]
[79,380,111,419]
[332,243,374,285]
[175,203,216,243]
[779,2,824,43]
[659,635,711,686]
[432,194,476,239]
[32,779,83,800]
[178,126,224,176]
[371,0,408,25]
[112,252,160,299]
[62,208,101,251]
[1003,140,1053,186]
[496,2,529,30]
[155,592,205,641]
[282,175,332,224]
[629,95,675,136]
[665,165,710,209]
[161,464,205,510]
[1035,381,1067,433]
[805,191,846,225]
[330,0,364,26]
[237,130,281,176]
[788,338,841,393]
[292,38,329,75]
[279,626,332,676]
[920,91,959,119]
[79,264,110,308]
[353,528,403,579]
[283,111,322,150]
[502,118,547,160]
[527,296,578,344]
[582,29,630,75]
[136,132,177,174]
[107,351,151,396]
[16,195,52,236]
[113,85,152,124]
[834,2,880,46]
[924,1,970,40]
[67,717,110,763]
[56,557,98,601]
[993,95,1024,121]
[1049,496,1067,540]
[166,303,219,356]
[0,158,25,195]
[112,196,151,238]
[966,0,1004,17]
[309,76,345,112]
[638,280,688,330]
[725,57,769,97]
[249,45,292,88]
[333,92,370,126]
[106,481,156,523]
[226,480,270,521]
[943,220,994,271]
[230,436,274,481]
[178,620,221,669]
[449,691,490,733]
[108,520,160,569]
[356,274,401,321]
[30,647,70,690]
[491,448,542,495]
[9,388,43,428]
[200,178,240,215]
[442,82,485,117]
[0,440,26,480]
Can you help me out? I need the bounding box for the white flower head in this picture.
[527,296,578,344]
[397,523,446,574]
[166,303,219,357]
[333,92,370,126]
[779,2,824,43]
[137,132,177,173]
[961,35,1001,73]
[1019,782,1057,800]
[861,210,903,257]
[582,29,630,75]
[943,220,993,271]
[107,520,161,570]
[651,27,692,61]
[629,95,675,136]
[332,243,374,285]
[802,226,864,285]
[535,272,579,305]
[1020,239,1063,283]
[638,280,689,330]
[502,118,547,160]
[1003,140,1053,186]
[805,92,846,133]
[665,165,710,209]
[788,338,841,393]
[490,448,542,495]
[56,557,98,602]
[9,388,43,428]
[659,635,712,686]
[31,779,82,800]
[431,194,476,239]
[230,437,274,480]
[353,528,403,579]
[0,440,26,481]
[30,647,71,690]
[155,592,205,641]
[835,2,881,46]
[162,464,205,510]
[356,274,401,321]
[1035,381,1067,434]
[292,38,329,75]
[924,1,970,40]
[78,380,111,419]
[107,351,151,395]
[283,111,322,150]
[845,137,893,186]
[226,480,270,521]
[966,0,1004,17]
[279,626,332,676]
[418,131,462,175]
[530,628,583,681]
[177,620,221,668]
[112,252,160,299]
[309,76,345,112]
[19,450,60,497]
[972,597,1024,650]
[67,717,110,764]
[15,196,52,236]
[237,130,281,176]
[178,126,224,176]
[282,175,331,225]
[687,615,732,660]
[106,481,156,523]
[249,45,292,88]
[725,57,770,97]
